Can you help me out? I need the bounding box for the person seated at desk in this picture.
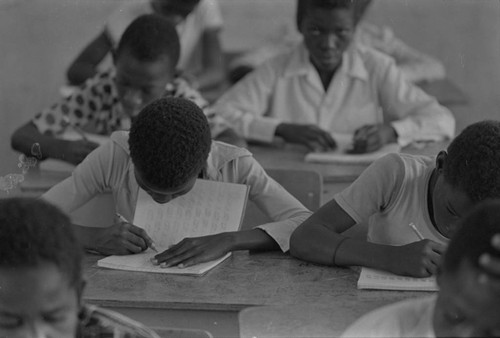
[290,120,500,277]
[41,97,311,267]
[0,197,161,338]
[66,0,225,93]
[341,200,500,338]
[230,0,446,84]
[11,14,242,166]
[212,0,455,153]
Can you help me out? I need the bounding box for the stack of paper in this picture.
[357,267,438,291]
[98,179,249,276]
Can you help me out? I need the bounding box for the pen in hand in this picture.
[115,212,158,252]
[409,222,425,240]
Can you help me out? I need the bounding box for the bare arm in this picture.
[66,30,113,86]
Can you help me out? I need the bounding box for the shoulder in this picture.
[109,131,131,155]
[206,142,252,174]
[352,43,395,71]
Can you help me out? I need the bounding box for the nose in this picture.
[26,322,49,338]
[320,33,339,49]
[152,194,173,204]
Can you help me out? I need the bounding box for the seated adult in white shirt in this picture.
[213,0,455,153]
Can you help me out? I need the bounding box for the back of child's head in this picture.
[0,197,82,287]
[116,13,180,65]
[296,0,369,30]
[443,120,500,203]
[443,199,500,277]
[129,97,211,190]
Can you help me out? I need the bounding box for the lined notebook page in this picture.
[357,267,438,291]
[98,179,249,275]
[305,133,400,164]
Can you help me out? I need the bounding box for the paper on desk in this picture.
[357,267,438,291]
[304,133,400,164]
[39,131,110,173]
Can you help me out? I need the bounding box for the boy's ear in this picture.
[435,150,448,173]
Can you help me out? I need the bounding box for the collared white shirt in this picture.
[213,42,455,147]
[42,131,311,252]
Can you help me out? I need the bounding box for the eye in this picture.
[43,312,68,324]
[307,26,323,36]
[0,315,22,329]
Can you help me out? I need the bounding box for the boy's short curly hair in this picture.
[0,197,82,287]
[116,14,180,65]
[129,97,211,189]
[296,0,370,30]
[444,199,500,276]
[443,120,500,202]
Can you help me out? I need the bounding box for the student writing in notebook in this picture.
[290,120,500,277]
[0,197,160,338]
[211,0,454,153]
[42,97,311,267]
[341,200,500,338]
[11,14,241,166]
[66,0,225,92]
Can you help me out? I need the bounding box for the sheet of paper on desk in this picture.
[98,179,248,275]
[304,133,400,164]
[98,249,231,276]
[39,131,109,173]
[357,267,438,291]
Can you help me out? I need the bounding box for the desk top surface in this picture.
[84,251,432,313]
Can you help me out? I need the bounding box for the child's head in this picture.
[129,97,211,204]
[150,0,201,26]
[0,197,83,338]
[431,120,500,237]
[296,0,363,74]
[433,200,500,337]
[114,14,180,118]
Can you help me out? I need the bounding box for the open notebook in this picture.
[305,133,400,164]
[98,179,249,276]
[357,267,438,291]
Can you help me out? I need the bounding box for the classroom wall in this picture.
[1,0,499,177]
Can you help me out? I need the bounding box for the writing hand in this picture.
[151,233,235,268]
[478,234,500,290]
[275,123,336,151]
[351,124,397,154]
[92,219,154,255]
[61,139,100,165]
[389,240,446,277]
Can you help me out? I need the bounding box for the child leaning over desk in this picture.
[0,197,160,338]
[11,14,241,166]
[41,97,311,267]
[341,200,500,338]
[212,0,454,153]
[290,120,500,277]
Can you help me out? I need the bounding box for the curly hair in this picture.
[0,197,83,287]
[129,97,211,189]
[444,199,500,276]
[443,120,500,202]
[116,14,180,65]
[296,0,371,30]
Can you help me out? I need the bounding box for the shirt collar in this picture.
[283,41,369,81]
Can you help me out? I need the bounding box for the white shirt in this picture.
[106,0,223,70]
[213,42,455,147]
[342,295,437,338]
[335,153,448,246]
[41,131,311,252]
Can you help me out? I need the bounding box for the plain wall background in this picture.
[1,0,499,177]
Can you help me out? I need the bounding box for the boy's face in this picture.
[434,260,500,337]
[431,173,474,238]
[0,263,80,338]
[299,7,355,74]
[134,167,197,204]
[114,50,176,119]
[150,0,200,26]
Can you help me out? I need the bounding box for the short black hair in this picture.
[0,197,83,287]
[443,120,500,202]
[129,97,211,189]
[116,14,180,65]
[296,0,370,30]
[443,199,500,276]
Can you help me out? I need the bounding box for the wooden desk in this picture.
[84,252,433,338]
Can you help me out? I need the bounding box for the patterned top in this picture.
[33,69,228,138]
[78,304,160,338]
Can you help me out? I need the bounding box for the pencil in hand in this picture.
[115,213,158,252]
[409,222,425,240]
